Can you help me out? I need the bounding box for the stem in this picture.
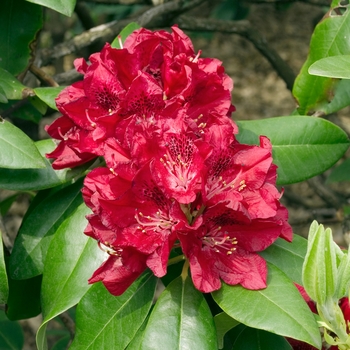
[167,254,185,266]
[181,259,190,281]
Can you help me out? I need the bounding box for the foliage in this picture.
[0,0,350,349]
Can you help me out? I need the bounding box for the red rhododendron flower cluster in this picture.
[46,26,293,295]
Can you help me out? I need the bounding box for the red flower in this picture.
[46,26,234,170]
[46,25,292,296]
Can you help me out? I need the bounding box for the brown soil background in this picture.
[1,3,350,349]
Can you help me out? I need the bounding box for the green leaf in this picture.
[212,263,322,349]
[140,275,217,350]
[214,312,240,349]
[0,139,91,190]
[309,55,350,79]
[6,274,42,320]
[302,222,338,304]
[0,86,8,103]
[293,8,350,115]
[0,230,9,304]
[36,203,105,350]
[0,120,46,169]
[70,272,157,350]
[260,234,307,285]
[228,324,292,350]
[236,116,350,185]
[9,179,83,280]
[25,0,76,17]
[111,22,141,49]
[0,68,26,100]
[0,310,24,350]
[126,315,150,350]
[34,87,66,111]
[335,249,350,299]
[327,158,350,183]
[0,0,43,75]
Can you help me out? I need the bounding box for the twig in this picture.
[29,65,59,87]
[176,15,296,91]
[307,175,347,209]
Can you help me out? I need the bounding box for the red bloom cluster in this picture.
[46,26,292,295]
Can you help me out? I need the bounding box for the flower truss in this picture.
[46,25,293,296]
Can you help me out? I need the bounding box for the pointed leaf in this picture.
[0,0,43,75]
[0,310,24,350]
[36,203,105,350]
[293,7,350,115]
[260,234,307,285]
[214,312,240,349]
[0,68,26,100]
[212,263,322,349]
[10,179,83,280]
[229,324,292,350]
[70,272,157,349]
[111,22,141,49]
[140,275,217,350]
[34,87,65,111]
[236,116,350,185]
[0,120,46,169]
[126,316,150,350]
[25,0,76,17]
[309,55,350,79]
[0,139,91,190]
[0,230,8,304]
[0,86,8,103]
[302,222,338,304]
[335,249,350,299]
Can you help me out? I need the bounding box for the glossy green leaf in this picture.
[126,315,150,350]
[140,275,217,350]
[309,55,350,79]
[0,120,46,169]
[10,179,83,280]
[214,312,240,349]
[302,222,338,304]
[111,22,141,49]
[0,0,43,75]
[6,274,42,320]
[260,234,307,285]
[0,310,24,350]
[25,0,76,17]
[0,139,91,190]
[327,158,350,183]
[212,263,322,349]
[228,324,292,350]
[71,272,157,349]
[0,230,8,304]
[34,87,66,111]
[236,116,350,185]
[36,203,105,350]
[293,7,350,115]
[0,68,26,100]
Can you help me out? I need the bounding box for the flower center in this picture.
[202,226,238,255]
[134,209,174,234]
